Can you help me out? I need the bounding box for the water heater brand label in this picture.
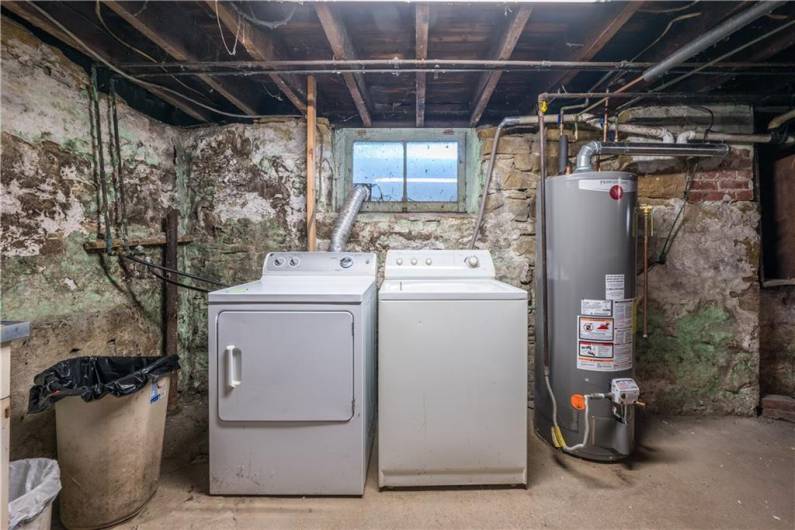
[581,299,612,317]
[605,274,625,300]
[578,179,637,193]
[578,316,614,341]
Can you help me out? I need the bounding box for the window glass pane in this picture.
[353,142,404,201]
[406,141,458,202]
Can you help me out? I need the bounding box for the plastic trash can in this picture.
[28,355,179,530]
[8,458,61,530]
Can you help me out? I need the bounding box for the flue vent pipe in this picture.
[329,185,370,252]
[641,1,786,83]
[575,141,729,172]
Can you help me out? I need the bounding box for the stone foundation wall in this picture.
[0,20,778,463]
[760,286,795,397]
[1,19,179,458]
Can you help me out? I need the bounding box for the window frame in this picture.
[337,128,469,213]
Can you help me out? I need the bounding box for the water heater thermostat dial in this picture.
[465,255,480,268]
[340,257,353,269]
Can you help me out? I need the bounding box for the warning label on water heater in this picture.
[578,179,637,193]
[581,299,612,317]
[605,274,625,300]
[578,316,614,341]
[577,341,632,372]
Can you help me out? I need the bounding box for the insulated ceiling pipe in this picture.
[641,1,786,83]
[329,185,370,252]
[575,141,730,172]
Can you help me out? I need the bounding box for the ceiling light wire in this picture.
[27,1,274,119]
[215,0,240,56]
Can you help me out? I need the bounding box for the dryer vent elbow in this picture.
[329,185,370,252]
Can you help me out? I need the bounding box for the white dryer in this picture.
[208,251,377,495]
[378,249,528,488]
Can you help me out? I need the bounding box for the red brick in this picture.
[689,190,726,202]
[690,180,718,191]
[718,179,752,190]
[729,189,753,201]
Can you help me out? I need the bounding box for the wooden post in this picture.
[164,209,179,407]
[306,75,317,251]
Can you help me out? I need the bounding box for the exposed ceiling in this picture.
[4,1,795,127]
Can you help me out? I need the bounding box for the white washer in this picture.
[208,252,377,495]
[378,249,528,488]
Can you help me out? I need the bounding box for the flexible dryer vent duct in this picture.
[575,141,729,172]
[329,185,370,252]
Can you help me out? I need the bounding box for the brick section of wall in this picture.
[688,149,755,203]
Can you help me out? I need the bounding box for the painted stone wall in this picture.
[1,19,181,458]
[1,19,775,470]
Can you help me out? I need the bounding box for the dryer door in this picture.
[216,310,354,422]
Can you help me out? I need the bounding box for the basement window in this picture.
[338,129,468,212]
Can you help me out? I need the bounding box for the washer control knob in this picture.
[396,258,404,266]
[465,255,480,268]
[425,258,433,266]
[288,256,301,267]
[273,256,285,267]
[340,256,353,269]
[410,258,418,266]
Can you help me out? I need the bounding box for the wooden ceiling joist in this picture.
[3,1,210,122]
[208,1,307,115]
[415,3,430,127]
[104,1,259,116]
[539,2,642,95]
[468,5,532,126]
[315,3,373,127]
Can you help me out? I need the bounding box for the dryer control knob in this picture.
[273,256,285,267]
[425,258,432,266]
[465,255,480,268]
[396,258,404,265]
[410,258,418,265]
[340,257,353,269]
[288,256,301,267]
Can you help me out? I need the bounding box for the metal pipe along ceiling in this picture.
[575,141,730,172]
[641,0,787,82]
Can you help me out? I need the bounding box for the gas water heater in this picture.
[534,170,640,461]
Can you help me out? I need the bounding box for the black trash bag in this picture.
[28,355,180,414]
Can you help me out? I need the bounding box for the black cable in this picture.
[656,160,698,264]
[119,254,228,287]
[147,268,211,294]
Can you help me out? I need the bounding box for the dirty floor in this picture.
[116,415,793,529]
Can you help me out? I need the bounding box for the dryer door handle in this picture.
[226,345,241,389]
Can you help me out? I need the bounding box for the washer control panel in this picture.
[384,249,496,279]
[264,252,376,276]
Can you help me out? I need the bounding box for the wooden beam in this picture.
[315,3,373,127]
[2,2,210,122]
[83,235,193,252]
[104,1,258,116]
[540,2,642,94]
[469,5,532,126]
[208,1,306,114]
[415,3,430,127]
[306,76,317,251]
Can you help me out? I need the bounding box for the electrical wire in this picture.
[656,160,698,264]
[639,1,700,14]
[27,1,274,119]
[94,0,207,100]
[120,254,228,287]
[230,1,297,30]
[147,268,211,293]
[215,0,240,56]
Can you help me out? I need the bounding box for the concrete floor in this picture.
[119,415,793,530]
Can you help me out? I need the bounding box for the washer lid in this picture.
[209,276,376,304]
[379,279,527,301]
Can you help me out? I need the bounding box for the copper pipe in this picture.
[640,205,653,338]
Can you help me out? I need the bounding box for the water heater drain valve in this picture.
[610,378,641,405]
